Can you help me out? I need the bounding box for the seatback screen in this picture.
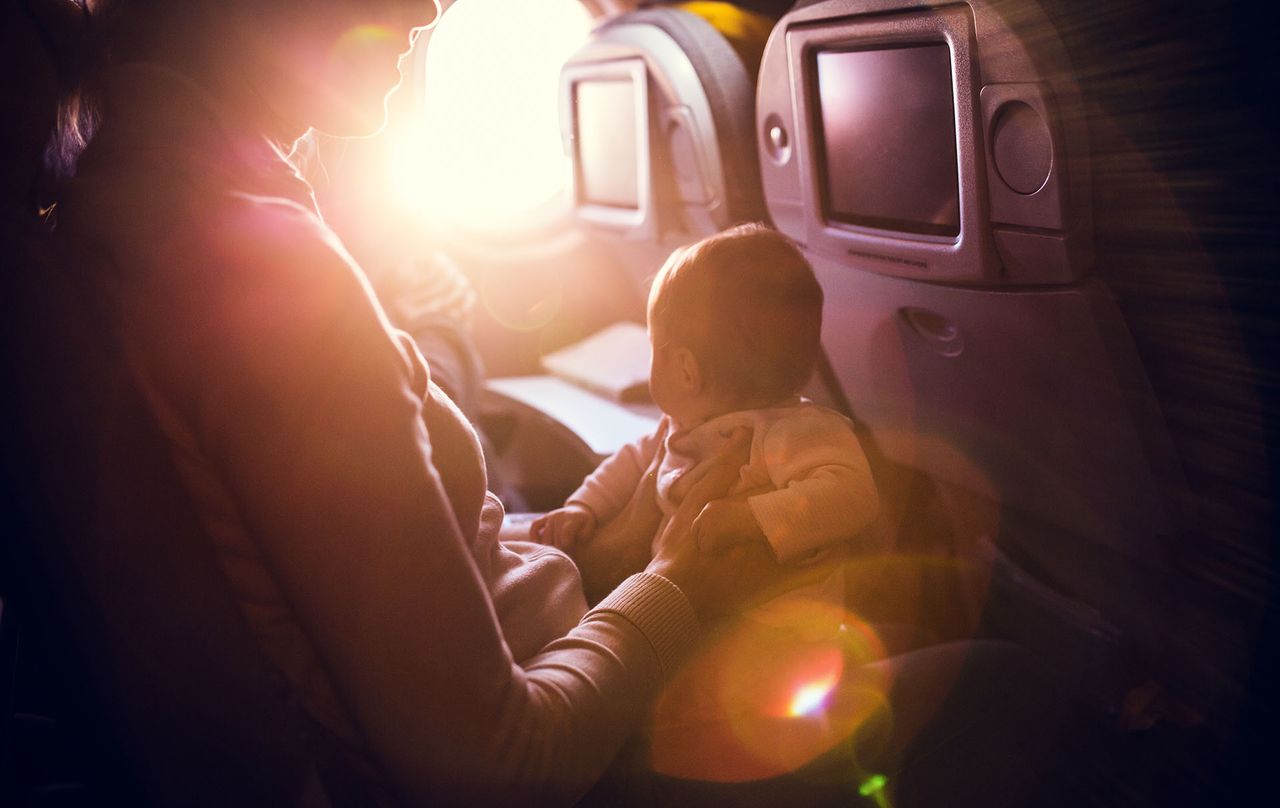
[574,80,640,210]
[815,44,960,237]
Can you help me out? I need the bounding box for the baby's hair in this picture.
[647,222,823,404]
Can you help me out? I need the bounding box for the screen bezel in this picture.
[780,6,996,281]
[561,58,654,234]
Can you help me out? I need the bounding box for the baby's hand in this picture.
[530,504,597,550]
[693,497,769,554]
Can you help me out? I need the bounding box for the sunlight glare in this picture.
[391,0,592,228]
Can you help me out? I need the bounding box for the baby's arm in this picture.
[530,504,597,550]
[529,418,669,549]
[714,410,880,563]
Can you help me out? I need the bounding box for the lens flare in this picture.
[860,773,888,796]
[478,274,564,333]
[649,598,892,783]
[860,773,894,808]
[336,23,397,50]
[788,673,839,717]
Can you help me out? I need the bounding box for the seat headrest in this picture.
[563,5,774,243]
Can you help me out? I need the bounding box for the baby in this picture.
[530,223,880,623]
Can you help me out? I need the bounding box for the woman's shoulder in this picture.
[179,190,386,357]
[63,162,390,377]
[65,168,348,284]
[206,189,356,284]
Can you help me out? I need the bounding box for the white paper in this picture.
[486,375,661,457]
[541,321,652,402]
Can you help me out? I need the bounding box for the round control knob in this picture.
[769,125,788,151]
[763,113,791,165]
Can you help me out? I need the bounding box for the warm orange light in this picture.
[650,599,893,783]
[336,23,397,50]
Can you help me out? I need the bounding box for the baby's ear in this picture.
[676,346,703,393]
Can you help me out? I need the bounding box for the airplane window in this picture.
[390,0,592,230]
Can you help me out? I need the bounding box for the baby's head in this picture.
[646,223,823,426]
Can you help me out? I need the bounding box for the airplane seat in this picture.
[558,2,774,297]
[756,0,1187,725]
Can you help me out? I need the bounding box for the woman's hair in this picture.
[0,0,94,207]
[43,0,240,183]
[647,222,824,404]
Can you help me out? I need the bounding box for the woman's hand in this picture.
[692,496,769,554]
[646,427,783,620]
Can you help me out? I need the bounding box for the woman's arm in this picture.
[161,201,700,804]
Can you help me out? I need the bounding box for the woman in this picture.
[40,0,783,803]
